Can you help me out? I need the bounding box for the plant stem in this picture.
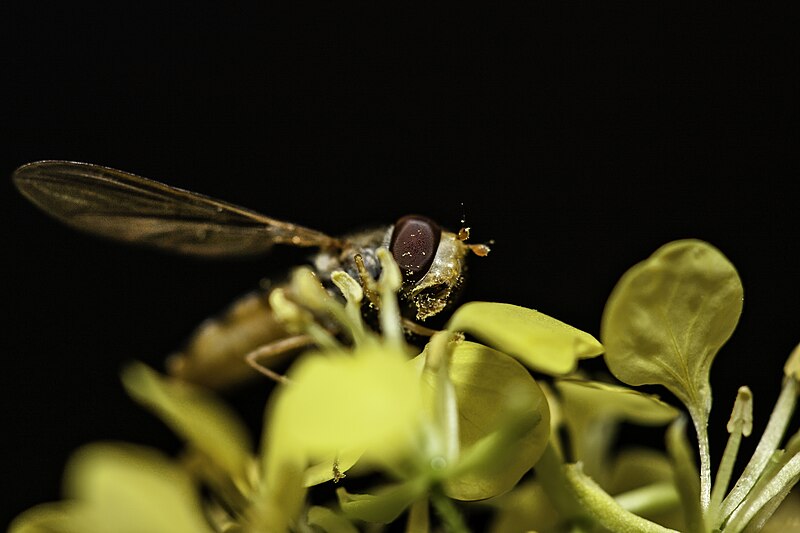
[719,377,797,522]
[406,497,430,533]
[709,427,742,519]
[376,248,404,350]
[741,472,798,533]
[710,386,752,522]
[563,464,679,533]
[430,489,469,533]
[667,417,706,533]
[724,451,800,533]
[535,442,583,520]
[423,331,460,463]
[688,406,712,512]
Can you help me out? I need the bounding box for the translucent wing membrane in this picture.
[13,161,339,257]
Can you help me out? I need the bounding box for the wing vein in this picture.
[13,161,339,257]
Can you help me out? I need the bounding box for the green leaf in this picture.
[601,239,743,417]
[602,239,742,510]
[447,302,603,375]
[337,478,429,524]
[62,442,213,533]
[427,341,550,500]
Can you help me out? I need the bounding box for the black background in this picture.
[3,3,798,528]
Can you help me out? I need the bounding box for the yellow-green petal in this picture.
[610,450,684,530]
[488,481,560,533]
[268,345,423,466]
[63,442,214,533]
[303,449,363,487]
[9,502,90,533]
[306,505,359,533]
[557,380,678,426]
[122,362,254,483]
[447,302,603,375]
[337,478,429,524]
[556,379,678,486]
[609,449,675,495]
[428,341,550,500]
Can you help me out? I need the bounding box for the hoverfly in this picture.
[13,161,489,388]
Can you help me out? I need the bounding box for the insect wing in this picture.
[13,160,339,256]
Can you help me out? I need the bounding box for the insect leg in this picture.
[353,253,380,309]
[353,253,440,338]
[167,290,292,389]
[244,335,314,384]
[401,318,438,337]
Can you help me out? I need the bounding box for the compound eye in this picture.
[390,215,442,283]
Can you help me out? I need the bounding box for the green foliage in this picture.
[602,240,743,413]
[602,239,744,510]
[10,240,800,532]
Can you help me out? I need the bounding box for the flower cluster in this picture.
[10,241,800,532]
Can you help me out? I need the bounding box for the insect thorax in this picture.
[311,225,390,286]
[311,224,469,322]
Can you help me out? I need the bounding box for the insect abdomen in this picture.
[166,290,290,388]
